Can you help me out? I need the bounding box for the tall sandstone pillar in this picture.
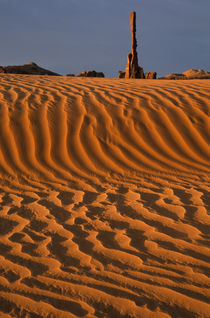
[125,11,144,79]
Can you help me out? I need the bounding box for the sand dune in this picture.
[0,74,209,317]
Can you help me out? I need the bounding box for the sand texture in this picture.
[0,75,209,318]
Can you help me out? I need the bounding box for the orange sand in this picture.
[0,74,209,318]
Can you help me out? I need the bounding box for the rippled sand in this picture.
[0,75,209,318]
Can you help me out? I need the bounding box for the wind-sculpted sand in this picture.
[0,75,209,318]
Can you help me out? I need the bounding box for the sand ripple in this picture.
[0,75,209,317]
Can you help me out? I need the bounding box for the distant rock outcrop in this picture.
[160,73,185,80]
[182,69,210,79]
[77,70,104,78]
[145,72,157,79]
[118,71,125,78]
[66,74,75,77]
[0,67,6,73]
[0,62,60,76]
[124,12,145,79]
[160,69,210,80]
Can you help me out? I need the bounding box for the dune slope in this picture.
[0,75,209,318]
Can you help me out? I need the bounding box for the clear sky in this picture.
[0,0,209,77]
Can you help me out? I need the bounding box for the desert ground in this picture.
[0,74,209,318]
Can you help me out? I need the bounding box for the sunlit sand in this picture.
[0,74,209,317]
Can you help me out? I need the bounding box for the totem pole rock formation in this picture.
[125,11,144,79]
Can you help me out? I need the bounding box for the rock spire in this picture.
[125,11,144,79]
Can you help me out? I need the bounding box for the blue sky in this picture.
[0,0,209,77]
